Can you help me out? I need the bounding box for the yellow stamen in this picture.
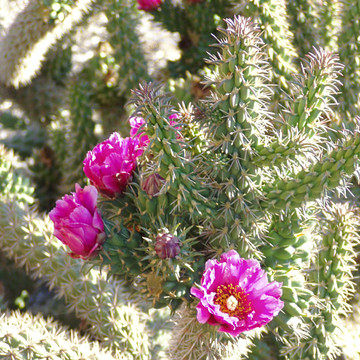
[214,284,252,319]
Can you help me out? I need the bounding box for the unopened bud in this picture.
[155,233,181,259]
[142,174,165,197]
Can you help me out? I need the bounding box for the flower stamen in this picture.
[214,284,252,319]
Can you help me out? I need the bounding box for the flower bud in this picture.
[142,174,165,197]
[49,184,106,260]
[83,133,141,198]
[155,232,181,259]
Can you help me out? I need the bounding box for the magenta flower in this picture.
[49,184,106,260]
[190,250,283,336]
[83,133,141,198]
[136,0,161,11]
[168,113,183,137]
[129,117,149,152]
[129,114,182,148]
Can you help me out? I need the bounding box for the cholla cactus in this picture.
[0,145,150,359]
[45,15,360,359]
[234,0,298,90]
[0,0,94,87]
[3,0,360,357]
[0,311,127,360]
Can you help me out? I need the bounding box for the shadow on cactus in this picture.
[49,15,360,359]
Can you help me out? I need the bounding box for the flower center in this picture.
[214,284,252,319]
[226,295,238,311]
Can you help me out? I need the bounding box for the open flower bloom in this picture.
[49,184,106,260]
[190,250,284,336]
[83,133,141,198]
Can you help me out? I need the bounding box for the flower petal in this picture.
[192,250,283,336]
[83,134,139,197]
[49,184,106,260]
[196,303,211,323]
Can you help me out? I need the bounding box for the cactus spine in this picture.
[0,0,94,87]
[0,145,150,359]
[0,310,128,360]
[235,0,298,88]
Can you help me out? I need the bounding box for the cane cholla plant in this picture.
[48,15,360,359]
[0,145,151,359]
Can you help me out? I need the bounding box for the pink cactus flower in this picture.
[83,133,141,198]
[190,250,284,336]
[49,184,106,260]
[129,117,149,152]
[168,113,180,122]
[129,114,182,149]
[168,113,183,139]
[137,0,161,11]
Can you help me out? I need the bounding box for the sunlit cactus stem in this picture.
[0,0,95,87]
[281,47,343,138]
[235,0,298,89]
[338,0,360,119]
[61,80,97,189]
[201,15,274,255]
[316,0,341,51]
[0,311,127,360]
[0,145,150,358]
[287,202,360,359]
[286,0,321,58]
[168,303,254,360]
[129,82,216,220]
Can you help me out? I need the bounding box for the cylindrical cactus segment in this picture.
[205,15,273,153]
[286,0,321,58]
[0,0,95,87]
[262,124,360,212]
[338,0,360,118]
[129,82,216,219]
[0,310,127,360]
[0,153,151,360]
[296,202,360,360]
[282,47,344,137]
[168,303,253,360]
[0,146,34,204]
[235,0,298,86]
